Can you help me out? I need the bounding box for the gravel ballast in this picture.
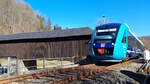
[72,60,146,84]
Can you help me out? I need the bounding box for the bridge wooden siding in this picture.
[0,27,92,62]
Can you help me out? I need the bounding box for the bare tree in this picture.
[47,18,52,31]
[0,0,52,35]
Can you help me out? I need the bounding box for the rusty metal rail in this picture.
[0,64,107,84]
[0,60,133,84]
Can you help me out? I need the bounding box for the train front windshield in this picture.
[95,28,118,43]
[93,28,118,56]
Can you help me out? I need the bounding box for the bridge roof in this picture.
[0,27,92,43]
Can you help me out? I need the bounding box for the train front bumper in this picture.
[91,55,122,62]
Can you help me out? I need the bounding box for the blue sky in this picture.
[24,0,150,36]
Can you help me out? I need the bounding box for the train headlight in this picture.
[112,43,114,46]
[93,43,95,46]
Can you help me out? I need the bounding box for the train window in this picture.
[128,32,135,49]
[122,30,126,43]
[96,32,116,39]
[95,28,119,43]
[96,28,117,39]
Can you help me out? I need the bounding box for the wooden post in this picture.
[7,57,10,76]
[43,56,45,69]
[16,57,18,75]
[60,57,63,66]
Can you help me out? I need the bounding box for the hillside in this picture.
[140,36,150,50]
[0,0,51,35]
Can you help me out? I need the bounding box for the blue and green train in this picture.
[90,23,144,62]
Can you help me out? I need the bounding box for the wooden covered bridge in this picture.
[0,27,92,69]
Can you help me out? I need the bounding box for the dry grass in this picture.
[0,59,8,66]
[37,60,74,68]
[37,60,60,68]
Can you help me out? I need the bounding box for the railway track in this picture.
[0,60,133,84]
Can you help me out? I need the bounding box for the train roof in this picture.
[96,23,121,29]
